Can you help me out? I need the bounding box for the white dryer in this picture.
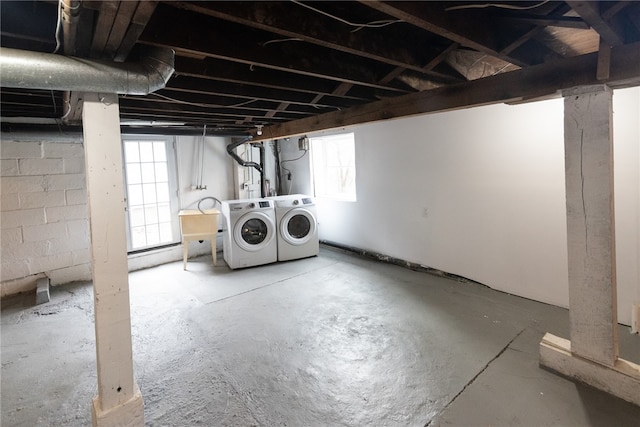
[221,199,277,269]
[273,194,319,261]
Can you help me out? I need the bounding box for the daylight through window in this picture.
[123,139,179,251]
[311,133,356,201]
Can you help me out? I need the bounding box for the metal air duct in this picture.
[0,46,174,95]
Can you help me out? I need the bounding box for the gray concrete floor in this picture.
[2,245,639,426]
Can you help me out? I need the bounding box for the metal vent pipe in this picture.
[0,46,174,95]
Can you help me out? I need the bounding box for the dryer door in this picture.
[234,211,275,252]
[280,208,317,245]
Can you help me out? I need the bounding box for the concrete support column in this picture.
[539,85,640,405]
[82,93,144,426]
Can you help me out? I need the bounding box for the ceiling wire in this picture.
[150,92,259,109]
[291,0,404,32]
[53,0,63,53]
[50,91,57,114]
[262,38,304,46]
[445,0,551,12]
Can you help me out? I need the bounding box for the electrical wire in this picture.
[291,0,404,32]
[281,149,308,166]
[262,38,304,46]
[445,0,550,12]
[150,92,259,109]
[280,149,308,195]
[53,0,63,53]
[50,91,57,114]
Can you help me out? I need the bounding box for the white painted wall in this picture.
[612,88,640,325]
[1,136,91,295]
[129,135,234,270]
[277,137,313,195]
[315,87,639,326]
[2,89,637,326]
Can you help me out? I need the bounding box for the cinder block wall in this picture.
[1,138,91,296]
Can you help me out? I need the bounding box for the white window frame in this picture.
[310,132,357,201]
[121,135,181,253]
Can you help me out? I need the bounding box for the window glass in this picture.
[311,132,357,201]
[123,138,179,251]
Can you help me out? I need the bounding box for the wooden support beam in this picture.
[539,84,640,407]
[597,39,612,81]
[563,85,618,365]
[566,1,626,46]
[252,41,640,142]
[82,93,144,427]
[361,1,530,68]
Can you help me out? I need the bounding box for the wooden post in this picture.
[539,85,640,405]
[564,84,618,365]
[82,93,144,426]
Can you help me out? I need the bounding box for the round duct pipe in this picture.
[0,46,174,95]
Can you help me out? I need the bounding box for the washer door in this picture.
[280,208,317,245]
[234,212,275,252]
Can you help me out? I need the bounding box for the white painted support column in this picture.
[82,93,144,426]
[565,85,618,365]
[540,85,640,405]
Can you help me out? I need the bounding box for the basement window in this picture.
[122,137,180,252]
[310,132,357,201]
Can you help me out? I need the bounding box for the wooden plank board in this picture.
[103,1,139,59]
[90,1,119,58]
[114,1,158,62]
[253,41,640,141]
[539,333,640,406]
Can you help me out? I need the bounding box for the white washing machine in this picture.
[273,194,319,261]
[221,198,277,269]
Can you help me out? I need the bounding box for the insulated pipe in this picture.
[61,0,81,56]
[226,136,267,198]
[0,46,174,95]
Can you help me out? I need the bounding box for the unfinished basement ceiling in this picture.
[1,1,639,137]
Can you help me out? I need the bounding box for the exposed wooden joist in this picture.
[103,1,139,59]
[253,41,640,141]
[566,1,626,46]
[492,3,572,59]
[173,56,378,101]
[164,77,362,110]
[114,1,158,62]
[90,1,119,58]
[121,98,305,120]
[360,1,531,67]
[139,4,411,93]
[500,15,590,30]
[163,0,452,79]
[149,90,338,115]
[265,102,291,119]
